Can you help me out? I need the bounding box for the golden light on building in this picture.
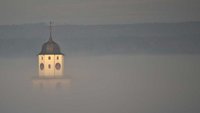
[38,22,64,77]
[32,22,71,89]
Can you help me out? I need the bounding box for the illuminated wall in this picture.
[38,54,64,77]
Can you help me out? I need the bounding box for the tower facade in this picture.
[38,22,64,77]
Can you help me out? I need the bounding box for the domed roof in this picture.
[39,22,63,55]
[39,37,63,55]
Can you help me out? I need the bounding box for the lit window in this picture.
[48,64,51,69]
[48,56,51,60]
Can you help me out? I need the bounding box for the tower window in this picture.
[55,63,61,70]
[41,57,43,60]
[57,56,59,60]
[48,64,51,69]
[48,56,51,60]
[40,63,44,70]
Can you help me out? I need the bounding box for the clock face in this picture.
[55,63,61,70]
[40,63,44,70]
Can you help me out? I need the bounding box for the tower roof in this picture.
[39,22,63,55]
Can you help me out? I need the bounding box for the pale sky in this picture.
[0,0,200,25]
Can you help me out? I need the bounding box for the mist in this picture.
[0,55,199,113]
[0,22,200,113]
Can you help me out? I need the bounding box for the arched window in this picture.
[41,57,43,60]
[40,63,44,70]
[48,56,51,60]
[48,64,51,69]
[57,56,59,60]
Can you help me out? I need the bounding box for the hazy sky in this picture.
[0,0,200,25]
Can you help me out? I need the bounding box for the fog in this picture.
[0,22,200,112]
[0,55,199,113]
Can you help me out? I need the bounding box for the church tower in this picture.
[38,22,64,77]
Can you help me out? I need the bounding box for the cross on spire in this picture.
[49,21,53,41]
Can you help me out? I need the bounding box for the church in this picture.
[38,22,64,77]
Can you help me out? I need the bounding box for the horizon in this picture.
[1,20,200,26]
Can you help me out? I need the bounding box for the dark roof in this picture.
[39,37,63,55]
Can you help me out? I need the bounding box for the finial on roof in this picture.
[49,21,53,41]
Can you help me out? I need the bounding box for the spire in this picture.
[49,21,53,41]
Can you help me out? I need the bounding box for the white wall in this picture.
[38,54,64,77]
